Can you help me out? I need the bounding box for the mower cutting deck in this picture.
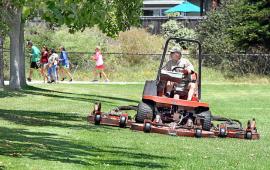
[87,102,136,128]
[130,118,259,139]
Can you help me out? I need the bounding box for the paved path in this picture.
[4,81,145,85]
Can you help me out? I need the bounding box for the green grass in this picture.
[0,83,270,170]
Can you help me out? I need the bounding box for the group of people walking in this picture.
[26,41,109,83]
[27,41,73,83]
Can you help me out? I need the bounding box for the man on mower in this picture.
[163,47,197,100]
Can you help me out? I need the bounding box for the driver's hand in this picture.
[181,69,189,75]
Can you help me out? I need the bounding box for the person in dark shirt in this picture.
[59,46,73,82]
[40,46,49,83]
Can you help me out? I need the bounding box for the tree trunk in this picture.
[0,36,4,88]
[19,22,26,87]
[8,11,22,90]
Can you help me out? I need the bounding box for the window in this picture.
[143,10,154,16]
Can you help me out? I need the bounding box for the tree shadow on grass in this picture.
[0,127,170,168]
[24,85,139,104]
[0,109,105,130]
[0,88,25,98]
[1,85,139,105]
[22,88,114,105]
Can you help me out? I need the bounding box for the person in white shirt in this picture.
[47,49,58,83]
[91,46,109,82]
[163,47,197,100]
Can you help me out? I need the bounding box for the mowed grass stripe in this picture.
[0,84,270,170]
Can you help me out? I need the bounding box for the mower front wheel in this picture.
[245,132,252,140]
[195,128,202,138]
[144,123,152,133]
[219,128,227,138]
[119,116,126,128]
[94,114,101,125]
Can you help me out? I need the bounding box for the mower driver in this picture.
[163,47,197,100]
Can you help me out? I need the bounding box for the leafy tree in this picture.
[198,0,270,53]
[0,22,8,87]
[0,0,142,90]
[197,0,270,75]
[0,36,3,88]
[228,0,270,50]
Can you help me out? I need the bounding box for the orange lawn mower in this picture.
[88,38,259,140]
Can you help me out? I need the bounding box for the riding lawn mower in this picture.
[88,38,259,140]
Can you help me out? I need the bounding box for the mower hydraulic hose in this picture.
[212,115,242,128]
[114,106,138,111]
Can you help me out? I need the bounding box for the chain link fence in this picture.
[2,49,270,80]
[203,53,270,75]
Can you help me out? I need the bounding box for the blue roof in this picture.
[165,1,201,13]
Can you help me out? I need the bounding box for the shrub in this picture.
[117,27,164,65]
[161,20,197,40]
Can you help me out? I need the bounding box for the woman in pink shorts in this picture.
[91,46,109,82]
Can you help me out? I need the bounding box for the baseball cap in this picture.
[169,47,181,54]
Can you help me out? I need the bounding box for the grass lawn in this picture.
[0,83,270,170]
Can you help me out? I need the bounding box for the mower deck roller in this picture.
[87,102,136,128]
[130,118,260,140]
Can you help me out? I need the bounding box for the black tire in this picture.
[135,101,154,123]
[143,80,157,96]
[195,128,202,138]
[200,111,212,131]
[119,116,126,128]
[144,123,151,133]
[245,132,252,140]
[219,128,227,138]
[94,114,101,125]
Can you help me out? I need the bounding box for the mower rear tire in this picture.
[94,114,101,125]
[200,111,212,131]
[135,101,154,123]
[119,116,126,128]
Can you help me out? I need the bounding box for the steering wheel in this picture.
[171,66,184,72]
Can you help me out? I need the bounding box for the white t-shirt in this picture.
[94,52,104,66]
[48,53,59,65]
[164,58,194,72]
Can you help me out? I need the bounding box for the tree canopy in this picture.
[197,0,270,75]
[228,0,270,50]
[198,0,270,53]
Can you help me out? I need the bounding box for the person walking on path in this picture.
[27,41,41,82]
[91,46,109,82]
[59,46,73,82]
[47,48,58,83]
[40,46,49,83]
